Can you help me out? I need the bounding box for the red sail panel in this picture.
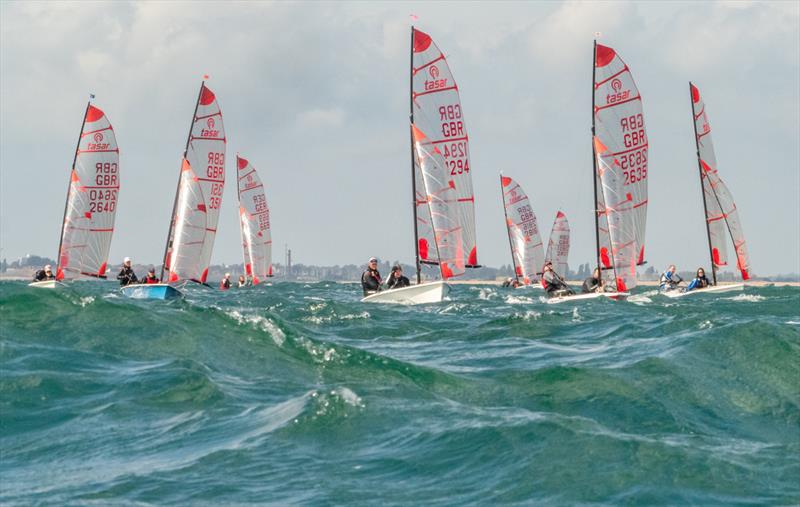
[594,43,647,268]
[412,28,477,267]
[544,211,570,277]
[58,105,119,279]
[500,175,544,284]
[237,156,272,284]
[690,84,751,280]
[412,124,466,280]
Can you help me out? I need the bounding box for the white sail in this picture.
[593,43,648,270]
[167,160,208,281]
[500,175,544,284]
[411,27,478,268]
[164,83,226,283]
[544,211,570,277]
[690,83,751,280]
[237,156,272,284]
[57,105,119,280]
[411,124,465,280]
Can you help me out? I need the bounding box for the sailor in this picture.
[501,277,513,288]
[659,265,682,291]
[220,273,232,290]
[237,275,247,288]
[141,266,160,284]
[686,267,711,292]
[116,257,138,286]
[361,257,382,296]
[386,265,410,290]
[542,261,573,297]
[582,267,603,293]
[33,264,56,281]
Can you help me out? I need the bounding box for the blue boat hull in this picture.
[120,283,183,300]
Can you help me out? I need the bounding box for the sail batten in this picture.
[57,104,119,280]
[411,27,478,268]
[689,83,751,281]
[164,82,226,284]
[237,156,272,284]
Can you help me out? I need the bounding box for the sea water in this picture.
[1,281,798,505]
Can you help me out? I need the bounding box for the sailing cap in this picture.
[369,257,378,263]
[148,266,155,273]
[225,272,231,277]
[44,265,52,271]
[124,257,131,263]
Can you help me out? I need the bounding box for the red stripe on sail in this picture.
[85,105,105,122]
[413,29,433,53]
[595,44,616,67]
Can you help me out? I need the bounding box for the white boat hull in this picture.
[661,283,744,299]
[28,280,63,289]
[361,281,450,305]
[546,291,630,305]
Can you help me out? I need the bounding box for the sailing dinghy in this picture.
[500,175,544,287]
[549,42,647,304]
[237,156,273,285]
[121,81,225,300]
[662,83,750,298]
[363,27,478,304]
[30,100,119,289]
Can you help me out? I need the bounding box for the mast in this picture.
[591,40,602,282]
[409,26,421,284]
[690,82,717,285]
[160,80,205,281]
[56,99,92,277]
[499,174,520,284]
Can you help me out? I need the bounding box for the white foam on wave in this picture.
[303,311,370,325]
[627,295,652,305]
[226,310,286,347]
[505,294,535,305]
[572,308,582,322]
[729,294,765,303]
[699,320,713,329]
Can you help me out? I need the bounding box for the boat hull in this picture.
[361,281,450,305]
[662,283,744,299]
[28,280,63,289]
[546,291,630,305]
[120,283,183,300]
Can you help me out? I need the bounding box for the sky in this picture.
[1,0,798,276]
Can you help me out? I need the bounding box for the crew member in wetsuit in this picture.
[542,261,573,297]
[686,267,711,292]
[116,257,138,286]
[220,273,232,290]
[361,257,382,296]
[33,265,56,281]
[659,265,682,291]
[386,265,410,290]
[141,266,160,284]
[582,267,603,293]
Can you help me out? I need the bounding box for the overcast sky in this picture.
[2,1,798,276]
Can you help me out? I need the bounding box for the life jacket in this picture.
[143,275,160,284]
[220,279,231,290]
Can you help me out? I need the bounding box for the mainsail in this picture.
[163,82,226,283]
[593,43,648,270]
[411,124,465,280]
[167,160,208,280]
[500,175,544,284]
[411,27,478,268]
[544,211,570,277]
[690,83,751,281]
[56,104,119,280]
[237,156,272,284]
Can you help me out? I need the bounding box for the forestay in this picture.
[544,211,570,277]
[237,156,272,284]
[411,28,478,267]
[595,136,638,292]
[593,43,647,268]
[165,83,226,283]
[690,83,751,280]
[412,124,465,280]
[57,105,119,280]
[500,176,544,284]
